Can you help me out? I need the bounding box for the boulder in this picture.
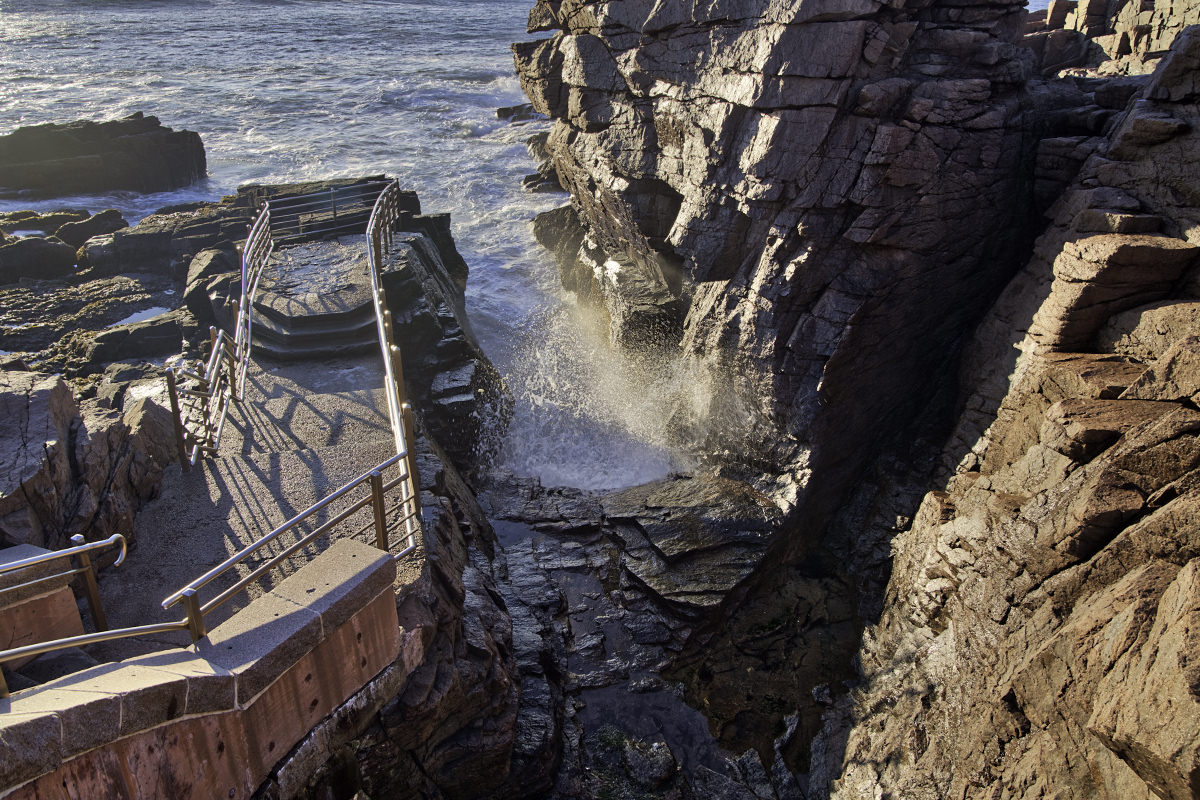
[183,245,239,323]
[54,209,128,249]
[0,236,76,284]
[80,308,189,369]
[0,112,205,195]
[0,209,89,235]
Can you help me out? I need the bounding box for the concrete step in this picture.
[250,336,377,362]
[250,304,376,345]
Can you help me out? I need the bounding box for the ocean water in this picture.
[0,0,678,488]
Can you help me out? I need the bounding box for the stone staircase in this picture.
[249,236,382,361]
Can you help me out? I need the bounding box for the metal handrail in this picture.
[268,180,391,242]
[1,179,426,698]
[366,179,423,553]
[0,534,130,697]
[160,451,417,641]
[0,534,126,577]
[166,199,273,469]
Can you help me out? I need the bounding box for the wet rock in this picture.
[78,307,190,372]
[0,112,205,196]
[497,103,543,123]
[379,215,512,473]
[0,273,176,362]
[0,236,77,283]
[53,209,128,249]
[622,739,678,788]
[0,209,89,235]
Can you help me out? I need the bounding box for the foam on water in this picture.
[0,0,687,488]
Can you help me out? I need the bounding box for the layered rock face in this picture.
[516,0,1200,797]
[0,112,206,196]
[516,0,1036,507]
[1027,0,1200,75]
[832,28,1200,799]
[0,370,179,553]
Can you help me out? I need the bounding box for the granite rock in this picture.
[0,112,205,196]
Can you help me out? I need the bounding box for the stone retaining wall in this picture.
[0,538,413,799]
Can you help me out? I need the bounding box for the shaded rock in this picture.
[0,112,205,196]
[622,739,678,788]
[0,236,76,284]
[54,209,128,249]
[79,307,189,370]
[0,209,89,235]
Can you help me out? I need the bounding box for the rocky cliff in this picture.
[516,0,1038,506]
[516,0,1200,797]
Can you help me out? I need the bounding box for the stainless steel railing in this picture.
[160,451,417,641]
[268,179,392,243]
[0,450,416,697]
[365,179,422,553]
[166,199,273,469]
[0,179,426,698]
[0,534,132,697]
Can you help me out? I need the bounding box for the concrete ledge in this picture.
[0,539,401,799]
[198,593,322,707]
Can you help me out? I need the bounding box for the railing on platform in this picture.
[160,451,417,641]
[366,179,423,554]
[167,198,273,469]
[0,450,415,696]
[0,178,426,698]
[267,179,393,243]
[0,534,135,697]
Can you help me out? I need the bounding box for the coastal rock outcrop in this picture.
[829,26,1200,799]
[0,112,206,196]
[513,0,1200,796]
[0,369,179,554]
[515,0,1038,502]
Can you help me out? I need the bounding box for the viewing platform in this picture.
[0,179,437,798]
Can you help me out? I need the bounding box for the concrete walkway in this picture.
[89,353,403,663]
[82,232,416,665]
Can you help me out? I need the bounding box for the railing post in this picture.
[369,471,388,551]
[330,187,337,222]
[0,664,8,698]
[70,534,109,632]
[182,588,206,643]
[165,369,192,473]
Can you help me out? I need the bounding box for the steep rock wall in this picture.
[516,0,1037,508]
[515,0,1200,796]
[832,28,1200,799]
